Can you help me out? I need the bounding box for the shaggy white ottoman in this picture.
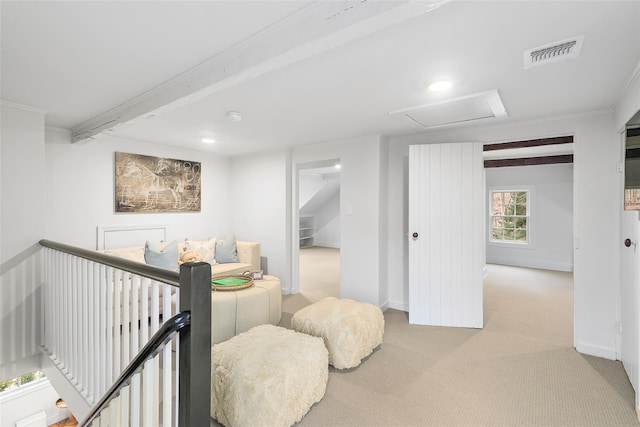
[210,324,328,427]
[291,297,384,369]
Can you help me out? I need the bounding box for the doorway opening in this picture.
[296,160,341,301]
[483,136,575,340]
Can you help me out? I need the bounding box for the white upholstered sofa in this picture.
[103,240,261,276]
[102,240,282,344]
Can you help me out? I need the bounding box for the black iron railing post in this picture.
[178,261,212,427]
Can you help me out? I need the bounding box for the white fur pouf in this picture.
[291,297,384,369]
[210,324,328,427]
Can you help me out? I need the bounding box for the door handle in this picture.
[624,238,636,249]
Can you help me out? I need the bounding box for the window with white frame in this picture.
[490,190,530,243]
[0,370,46,394]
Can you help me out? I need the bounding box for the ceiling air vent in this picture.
[524,35,584,69]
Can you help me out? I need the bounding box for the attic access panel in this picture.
[389,90,507,130]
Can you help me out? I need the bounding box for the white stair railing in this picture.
[82,311,191,427]
[39,239,212,426]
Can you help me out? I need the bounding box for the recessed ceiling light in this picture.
[201,138,215,144]
[334,164,341,169]
[226,111,243,122]
[427,80,453,92]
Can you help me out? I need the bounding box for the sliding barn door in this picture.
[408,143,485,328]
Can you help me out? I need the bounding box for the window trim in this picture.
[0,370,47,397]
[0,378,50,404]
[487,186,535,249]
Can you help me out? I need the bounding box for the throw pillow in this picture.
[215,235,239,263]
[144,240,179,272]
[180,250,203,264]
[184,238,217,264]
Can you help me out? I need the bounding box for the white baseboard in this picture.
[575,342,617,360]
[487,257,573,272]
[388,300,409,312]
[312,241,340,249]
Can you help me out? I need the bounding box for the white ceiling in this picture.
[0,0,313,127]
[2,1,640,157]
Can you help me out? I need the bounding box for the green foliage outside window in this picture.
[0,378,15,392]
[491,191,528,242]
[0,370,45,393]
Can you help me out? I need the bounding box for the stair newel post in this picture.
[178,261,212,426]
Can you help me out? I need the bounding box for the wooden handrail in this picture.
[39,239,179,286]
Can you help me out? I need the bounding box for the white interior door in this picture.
[621,127,640,414]
[621,209,640,411]
[408,142,485,328]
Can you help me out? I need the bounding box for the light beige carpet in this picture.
[297,246,340,303]
[277,264,639,426]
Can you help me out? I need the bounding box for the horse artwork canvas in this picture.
[114,152,201,213]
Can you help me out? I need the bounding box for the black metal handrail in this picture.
[79,312,191,427]
[39,239,179,286]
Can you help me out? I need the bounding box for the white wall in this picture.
[1,116,235,396]
[291,135,386,305]
[0,381,68,427]
[1,104,45,261]
[1,103,46,380]
[298,173,325,209]
[387,112,621,359]
[378,136,389,308]
[298,172,341,248]
[230,150,291,290]
[387,139,410,311]
[313,190,340,248]
[44,131,233,249]
[486,163,574,272]
[225,134,384,306]
[573,113,622,359]
[227,138,386,302]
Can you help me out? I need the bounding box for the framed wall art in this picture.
[114,152,201,213]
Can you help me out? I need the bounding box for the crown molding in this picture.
[1,99,47,114]
[616,59,640,107]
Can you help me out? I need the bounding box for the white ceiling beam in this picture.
[71,0,449,143]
